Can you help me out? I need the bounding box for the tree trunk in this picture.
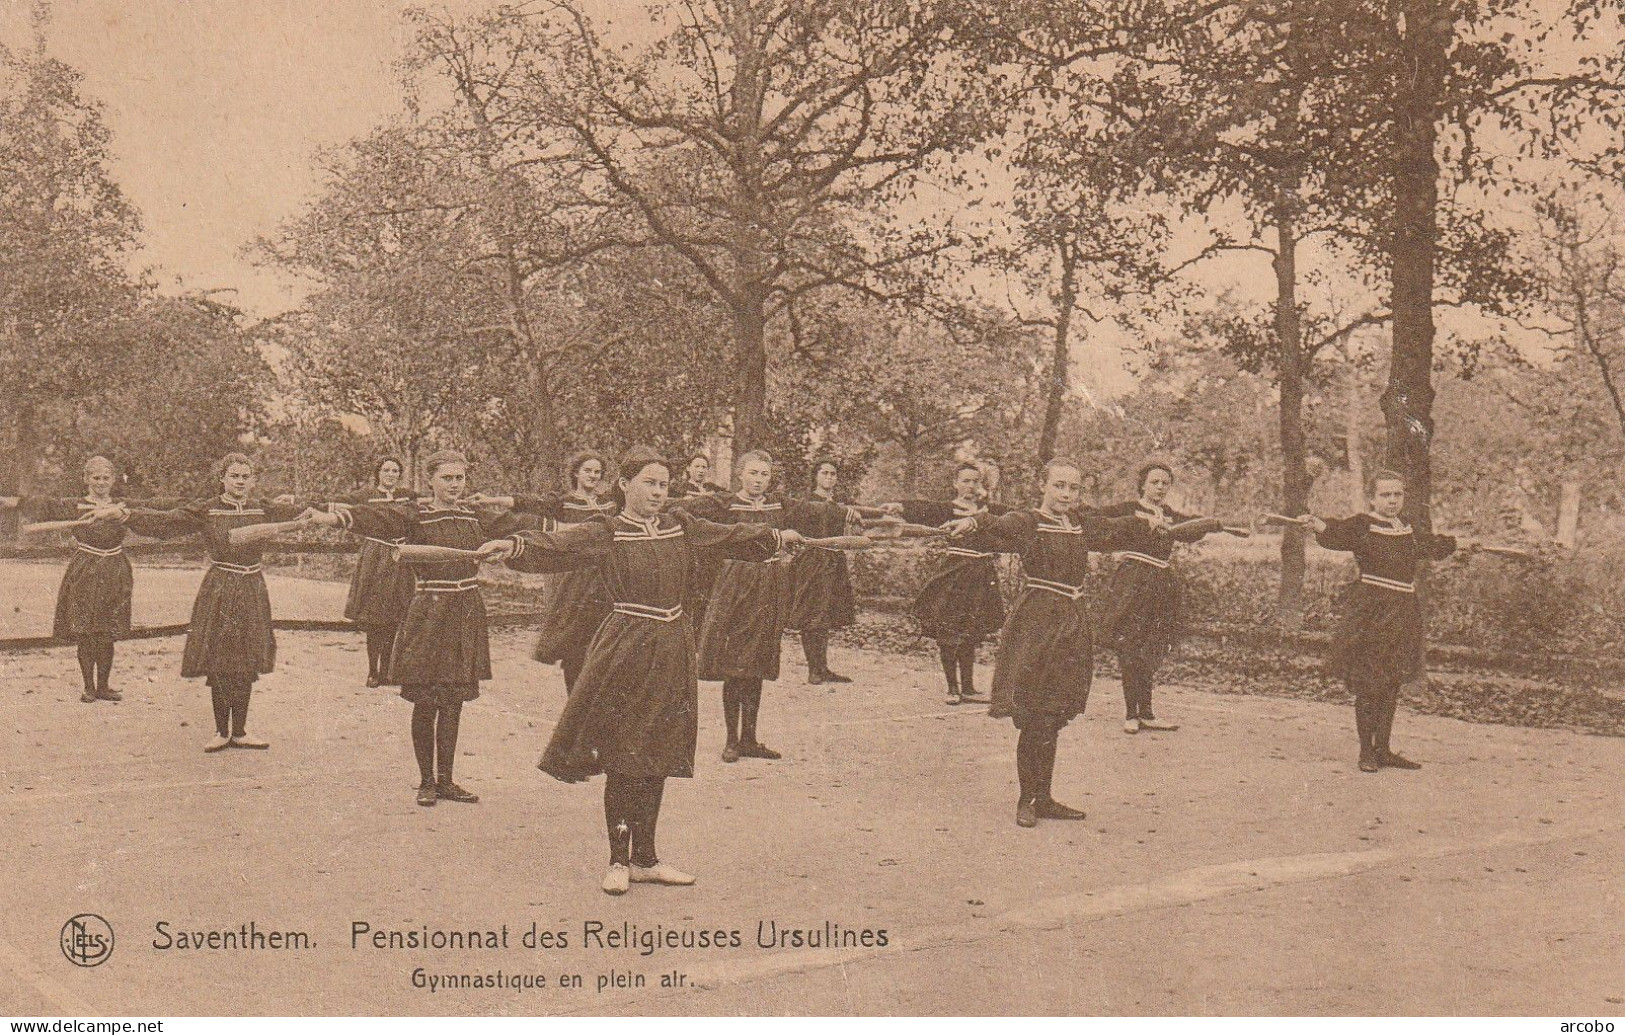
[902,431,921,496]
[1273,195,1310,631]
[1037,242,1079,466]
[1382,0,1447,535]
[500,253,560,488]
[1346,363,1367,512]
[732,290,769,454]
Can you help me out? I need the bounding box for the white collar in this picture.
[617,511,660,533]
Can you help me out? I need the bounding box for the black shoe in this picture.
[1377,751,1422,770]
[95,688,121,702]
[80,690,97,703]
[1016,798,1039,828]
[1035,798,1086,820]
[1358,756,1381,773]
[736,741,782,760]
[821,670,853,684]
[957,690,986,703]
[722,743,741,763]
[416,783,437,806]
[366,674,381,688]
[807,670,826,685]
[945,692,962,706]
[437,781,480,803]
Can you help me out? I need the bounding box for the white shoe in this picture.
[229,733,269,749]
[1122,719,1140,734]
[203,735,232,752]
[631,862,696,886]
[601,864,630,895]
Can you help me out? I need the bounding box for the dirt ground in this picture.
[2,560,1623,1016]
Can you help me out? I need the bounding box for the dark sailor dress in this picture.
[893,498,1012,646]
[681,492,847,682]
[971,508,1146,728]
[1095,499,1222,669]
[504,512,782,781]
[17,496,170,641]
[784,491,862,632]
[126,497,311,681]
[342,487,420,631]
[331,500,538,703]
[511,493,616,665]
[1316,514,1456,689]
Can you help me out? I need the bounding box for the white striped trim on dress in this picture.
[210,561,263,575]
[944,546,994,558]
[612,602,683,622]
[1119,551,1170,569]
[208,509,265,517]
[563,501,615,511]
[1359,573,1415,593]
[74,542,124,557]
[1035,514,1082,535]
[1025,576,1086,600]
[729,495,782,512]
[1365,515,1413,536]
[363,536,407,547]
[614,516,684,541]
[416,576,479,593]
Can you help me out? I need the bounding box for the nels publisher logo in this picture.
[60,914,114,968]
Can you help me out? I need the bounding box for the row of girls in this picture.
[1,449,1447,893]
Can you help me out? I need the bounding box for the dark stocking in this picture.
[211,681,233,737]
[1016,723,1060,803]
[739,678,763,744]
[365,629,392,681]
[435,699,463,784]
[1373,682,1401,755]
[1121,655,1155,720]
[228,678,252,737]
[629,776,666,868]
[411,699,437,785]
[76,643,97,693]
[956,641,978,696]
[801,629,823,673]
[937,642,960,696]
[603,773,635,866]
[95,638,115,690]
[722,679,744,746]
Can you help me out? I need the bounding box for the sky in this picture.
[1,0,427,316]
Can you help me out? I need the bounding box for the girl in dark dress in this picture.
[485,446,797,894]
[668,452,725,630]
[945,459,1159,827]
[4,456,165,703]
[307,449,547,805]
[786,459,889,684]
[343,456,419,687]
[122,454,321,752]
[1302,469,1455,772]
[1096,462,1239,734]
[523,452,615,694]
[885,462,1011,705]
[679,450,860,764]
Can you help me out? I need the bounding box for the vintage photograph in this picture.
[2,0,1624,1019]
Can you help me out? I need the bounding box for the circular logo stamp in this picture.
[60,914,114,968]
